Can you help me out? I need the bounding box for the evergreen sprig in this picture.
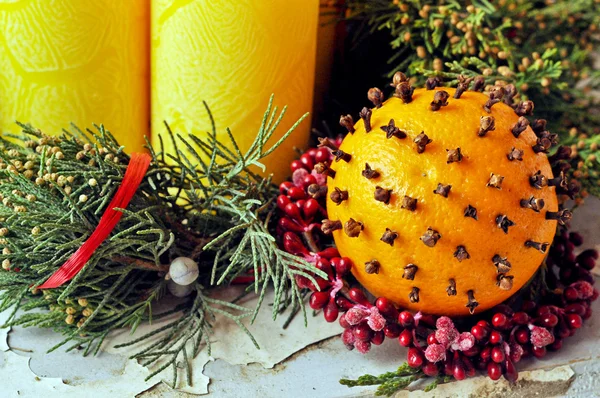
[0,96,323,385]
[346,0,600,200]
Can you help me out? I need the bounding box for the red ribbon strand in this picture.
[39,152,152,289]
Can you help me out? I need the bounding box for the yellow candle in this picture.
[0,0,149,152]
[151,0,318,182]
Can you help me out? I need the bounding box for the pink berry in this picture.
[451,332,475,352]
[342,328,355,347]
[424,343,447,363]
[345,307,369,325]
[529,325,555,347]
[354,340,371,354]
[366,308,386,331]
[571,281,595,300]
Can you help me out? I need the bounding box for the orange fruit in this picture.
[323,78,566,316]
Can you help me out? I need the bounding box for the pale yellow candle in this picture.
[151,0,318,182]
[0,0,149,152]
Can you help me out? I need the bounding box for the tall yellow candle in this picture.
[151,0,318,182]
[0,0,149,152]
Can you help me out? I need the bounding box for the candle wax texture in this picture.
[0,0,149,152]
[151,0,318,182]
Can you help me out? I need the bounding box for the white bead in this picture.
[169,257,199,286]
[167,279,194,297]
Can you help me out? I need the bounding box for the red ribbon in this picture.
[38,152,152,289]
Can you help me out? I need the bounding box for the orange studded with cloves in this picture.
[321,79,567,316]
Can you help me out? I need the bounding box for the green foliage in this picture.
[0,97,322,385]
[346,0,600,199]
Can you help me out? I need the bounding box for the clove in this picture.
[487,173,504,189]
[401,195,418,211]
[317,137,337,150]
[453,245,470,262]
[548,171,568,189]
[368,87,384,108]
[403,264,418,280]
[446,147,463,163]
[511,116,530,138]
[520,196,545,212]
[430,90,450,111]
[344,218,364,237]
[374,186,392,204]
[359,107,372,132]
[414,132,432,153]
[531,119,547,134]
[321,219,342,234]
[307,183,328,199]
[330,187,348,205]
[447,279,457,296]
[514,100,534,116]
[454,75,473,99]
[433,183,452,198]
[472,76,485,92]
[395,82,414,104]
[314,162,336,178]
[332,148,352,162]
[496,274,514,291]
[380,228,399,246]
[530,170,548,189]
[478,116,496,136]
[362,163,380,179]
[420,227,441,247]
[524,240,549,253]
[496,214,516,234]
[503,84,517,106]
[483,86,505,112]
[381,119,407,139]
[339,114,355,134]
[426,77,442,90]
[365,259,380,274]
[391,71,409,87]
[409,287,420,303]
[507,147,524,161]
[492,254,512,273]
[545,209,572,226]
[466,290,479,314]
[464,205,478,220]
[548,146,572,163]
[532,137,552,153]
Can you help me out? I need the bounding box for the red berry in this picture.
[302,174,317,188]
[513,312,530,325]
[309,291,329,309]
[564,303,586,316]
[539,313,559,328]
[453,361,466,381]
[290,159,304,172]
[462,345,480,357]
[278,217,304,233]
[578,255,597,271]
[339,314,351,329]
[407,348,424,368]
[489,330,503,345]
[331,257,352,276]
[375,297,392,313]
[521,300,537,313]
[583,305,593,320]
[314,147,330,164]
[279,181,294,194]
[515,328,530,345]
[277,194,291,211]
[383,323,401,338]
[487,362,502,380]
[480,346,492,361]
[398,329,413,347]
[287,186,306,200]
[427,332,438,345]
[564,286,579,301]
[566,313,583,329]
[315,258,333,278]
[492,313,509,329]
[306,148,317,158]
[471,325,488,341]
[398,311,414,327]
[283,202,303,220]
[354,323,373,341]
[532,345,547,358]
[491,346,505,363]
[569,232,584,246]
[348,288,370,305]
[336,297,354,311]
[324,300,339,322]
[299,153,314,170]
[303,198,320,219]
[371,331,385,346]
[549,339,563,351]
[536,305,553,316]
[422,362,439,377]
